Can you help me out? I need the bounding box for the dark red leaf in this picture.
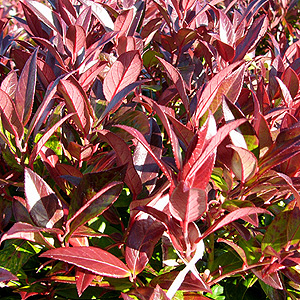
[59,79,91,136]
[0,268,18,282]
[125,216,165,278]
[40,246,131,278]
[29,113,74,167]
[97,130,143,198]
[24,168,64,228]
[199,207,272,241]
[1,70,17,99]
[156,56,190,116]
[114,9,134,38]
[115,125,172,182]
[75,268,97,297]
[103,50,142,103]
[66,25,86,63]
[0,88,23,140]
[170,181,206,233]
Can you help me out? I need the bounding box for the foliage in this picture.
[0,0,300,299]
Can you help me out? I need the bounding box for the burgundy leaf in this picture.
[142,96,182,170]
[1,70,17,99]
[15,47,38,125]
[24,168,64,228]
[156,56,190,116]
[75,268,97,297]
[29,113,74,167]
[76,6,92,32]
[65,25,86,63]
[115,125,172,182]
[0,222,60,248]
[103,50,142,103]
[133,118,162,193]
[219,10,234,45]
[97,130,142,198]
[0,88,23,140]
[233,15,268,62]
[199,207,272,241]
[125,216,165,278]
[282,67,299,98]
[275,77,293,107]
[193,61,243,123]
[67,182,123,238]
[40,246,131,278]
[59,79,91,136]
[252,268,283,290]
[170,181,206,233]
[228,145,258,183]
[0,268,18,282]
[185,119,246,184]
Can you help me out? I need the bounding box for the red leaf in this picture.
[15,47,38,125]
[185,119,246,184]
[114,9,134,38]
[219,10,234,45]
[252,268,283,290]
[40,246,131,278]
[1,70,17,99]
[97,130,143,197]
[0,222,61,248]
[103,50,142,103]
[170,181,206,232]
[142,96,182,170]
[199,207,272,241]
[0,267,18,282]
[115,125,172,182]
[275,77,293,107]
[0,89,23,140]
[156,56,190,116]
[233,15,268,62]
[24,168,64,228]
[66,25,86,63]
[59,79,91,136]
[228,145,258,183]
[193,61,243,123]
[75,268,97,297]
[29,113,74,167]
[133,118,162,193]
[125,216,165,278]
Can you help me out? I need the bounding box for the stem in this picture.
[207,233,215,270]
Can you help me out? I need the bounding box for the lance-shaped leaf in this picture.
[97,130,143,198]
[156,56,190,116]
[75,268,97,297]
[142,96,182,170]
[15,48,38,126]
[0,222,62,248]
[0,268,18,283]
[69,165,126,216]
[59,79,90,136]
[133,118,162,193]
[103,50,142,103]
[40,246,131,278]
[66,25,86,63]
[228,145,258,183]
[125,216,165,278]
[67,181,123,238]
[170,181,206,234]
[115,125,172,182]
[0,88,23,140]
[1,70,17,99]
[198,207,272,242]
[24,168,64,228]
[185,118,246,183]
[193,61,243,123]
[29,113,74,167]
[233,15,268,62]
[182,113,216,189]
[262,200,300,253]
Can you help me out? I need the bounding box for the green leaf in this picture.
[261,201,300,253]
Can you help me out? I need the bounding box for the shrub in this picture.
[0,0,300,299]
